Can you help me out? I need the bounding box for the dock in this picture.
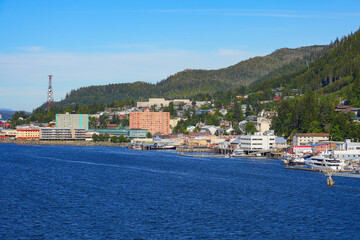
[285,166,355,173]
[285,166,322,172]
[179,153,227,158]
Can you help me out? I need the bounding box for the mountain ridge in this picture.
[56,45,328,107]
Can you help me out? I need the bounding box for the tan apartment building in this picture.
[253,117,271,133]
[17,129,40,140]
[129,109,170,135]
[137,98,171,108]
[137,98,191,108]
[292,133,329,146]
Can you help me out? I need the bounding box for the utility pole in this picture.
[47,74,54,111]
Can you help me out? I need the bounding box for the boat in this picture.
[231,149,245,157]
[305,149,345,171]
[152,142,176,150]
[288,155,306,166]
[281,153,292,165]
[132,145,142,150]
[282,152,310,166]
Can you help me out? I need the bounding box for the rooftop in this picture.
[294,133,329,137]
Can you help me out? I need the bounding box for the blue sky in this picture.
[1,0,360,111]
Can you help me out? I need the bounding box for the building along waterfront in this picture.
[40,128,86,141]
[129,109,170,135]
[16,129,40,140]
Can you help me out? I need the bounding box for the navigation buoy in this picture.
[327,173,335,186]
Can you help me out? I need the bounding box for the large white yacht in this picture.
[306,149,345,171]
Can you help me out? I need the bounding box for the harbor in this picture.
[3,143,360,239]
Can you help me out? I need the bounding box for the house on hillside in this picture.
[335,105,360,115]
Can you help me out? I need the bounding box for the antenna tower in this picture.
[47,74,54,111]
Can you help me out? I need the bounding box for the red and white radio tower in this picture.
[47,74,54,111]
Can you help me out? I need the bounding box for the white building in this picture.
[333,150,360,161]
[40,128,86,140]
[339,139,360,150]
[240,132,275,150]
[332,139,360,161]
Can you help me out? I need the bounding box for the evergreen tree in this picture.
[245,122,258,135]
[233,101,244,122]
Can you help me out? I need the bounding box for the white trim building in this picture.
[240,132,275,150]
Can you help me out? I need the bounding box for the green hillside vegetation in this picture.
[55,45,326,107]
[252,29,360,104]
[269,28,360,140]
[272,92,360,141]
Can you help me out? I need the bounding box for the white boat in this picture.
[231,149,245,157]
[288,155,306,166]
[153,143,176,150]
[281,153,306,165]
[281,153,292,164]
[306,149,345,171]
[132,145,142,150]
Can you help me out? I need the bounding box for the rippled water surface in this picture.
[1,143,360,239]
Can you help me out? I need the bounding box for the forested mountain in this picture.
[266,28,360,139]
[56,45,327,107]
[251,29,360,103]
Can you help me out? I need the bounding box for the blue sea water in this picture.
[1,143,360,239]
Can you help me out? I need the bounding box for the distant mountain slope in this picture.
[56,45,327,107]
[0,110,16,119]
[251,29,360,100]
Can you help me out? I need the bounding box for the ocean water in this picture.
[1,143,360,239]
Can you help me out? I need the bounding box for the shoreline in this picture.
[0,139,129,148]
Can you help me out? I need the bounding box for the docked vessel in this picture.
[231,149,245,157]
[306,149,345,171]
[288,155,306,166]
[132,145,142,150]
[152,143,176,150]
[281,153,306,165]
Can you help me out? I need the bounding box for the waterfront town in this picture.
[2,97,360,174]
